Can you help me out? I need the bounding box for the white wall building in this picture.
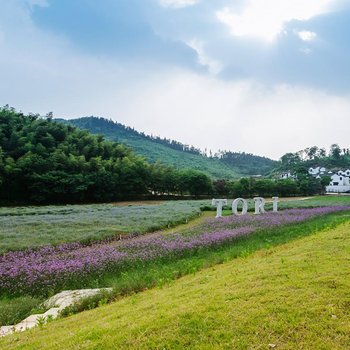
[326,172,350,193]
[280,171,296,179]
[308,166,327,176]
[308,167,320,176]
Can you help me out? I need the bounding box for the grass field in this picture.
[278,195,350,208]
[1,220,349,349]
[1,195,350,334]
[1,196,349,254]
[0,201,207,253]
[1,206,349,329]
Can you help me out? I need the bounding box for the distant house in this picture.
[326,172,350,193]
[308,166,327,176]
[280,171,296,180]
[308,167,320,176]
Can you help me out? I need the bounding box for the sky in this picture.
[0,0,349,159]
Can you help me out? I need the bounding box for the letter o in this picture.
[232,198,248,216]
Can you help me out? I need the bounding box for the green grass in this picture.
[2,210,349,329]
[1,196,349,330]
[0,297,45,327]
[0,200,207,253]
[59,210,350,293]
[2,221,349,349]
[2,196,349,254]
[279,195,350,209]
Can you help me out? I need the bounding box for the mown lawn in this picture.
[2,221,349,349]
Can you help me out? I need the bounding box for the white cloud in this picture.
[117,73,350,159]
[159,0,199,8]
[217,0,334,42]
[1,0,349,160]
[297,30,317,42]
[187,38,223,74]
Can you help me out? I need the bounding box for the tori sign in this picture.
[212,197,279,218]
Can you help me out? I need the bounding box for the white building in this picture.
[308,166,327,176]
[280,171,296,179]
[308,167,320,176]
[326,172,350,193]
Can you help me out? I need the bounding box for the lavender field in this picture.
[0,201,208,253]
[1,197,350,328]
[2,195,349,254]
[1,205,350,297]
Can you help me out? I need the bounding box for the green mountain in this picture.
[57,117,277,179]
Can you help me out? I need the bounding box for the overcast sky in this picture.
[1,0,349,159]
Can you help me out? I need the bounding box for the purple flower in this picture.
[1,205,349,295]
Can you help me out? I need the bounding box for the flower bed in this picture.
[1,206,349,296]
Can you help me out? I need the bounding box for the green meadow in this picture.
[1,218,349,349]
[0,201,207,253]
[1,195,350,348]
[1,196,349,254]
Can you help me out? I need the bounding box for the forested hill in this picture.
[59,117,277,178]
[0,106,216,203]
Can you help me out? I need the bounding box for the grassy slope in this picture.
[62,118,242,179]
[2,222,349,349]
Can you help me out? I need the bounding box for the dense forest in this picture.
[219,151,276,176]
[0,107,213,203]
[0,107,333,204]
[61,117,277,178]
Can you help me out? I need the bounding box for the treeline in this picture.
[0,107,327,204]
[280,144,350,170]
[0,107,212,203]
[213,175,325,198]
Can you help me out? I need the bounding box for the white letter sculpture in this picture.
[272,197,279,212]
[212,199,227,218]
[232,198,248,216]
[253,197,266,215]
